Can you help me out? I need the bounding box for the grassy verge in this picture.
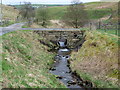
[75,70,118,88]
[97,29,118,36]
[22,25,29,28]
[70,31,119,88]
[1,30,66,88]
[0,21,15,27]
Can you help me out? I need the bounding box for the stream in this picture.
[35,30,93,89]
[50,40,84,89]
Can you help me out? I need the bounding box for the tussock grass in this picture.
[1,30,66,88]
[70,31,119,88]
[1,4,19,21]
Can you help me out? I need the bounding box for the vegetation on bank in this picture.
[1,1,119,88]
[97,29,118,36]
[70,31,119,88]
[0,21,15,27]
[1,30,66,88]
[0,4,19,27]
[0,4,19,22]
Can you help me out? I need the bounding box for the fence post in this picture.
[104,24,106,32]
[116,24,118,35]
[89,22,92,31]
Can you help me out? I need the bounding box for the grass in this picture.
[1,30,66,88]
[15,2,114,20]
[70,31,119,88]
[76,70,118,88]
[22,25,29,28]
[46,2,117,20]
[1,4,19,21]
[84,2,117,10]
[87,9,111,19]
[48,6,67,20]
[97,29,118,35]
[0,21,15,27]
[47,6,111,20]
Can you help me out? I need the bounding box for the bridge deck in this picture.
[21,28,82,31]
[1,27,85,36]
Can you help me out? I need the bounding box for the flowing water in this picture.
[50,41,83,88]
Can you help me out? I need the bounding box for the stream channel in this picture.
[49,39,93,89]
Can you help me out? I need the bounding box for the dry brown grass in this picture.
[70,31,118,87]
[28,20,72,28]
[85,2,118,10]
[1,4,19,21]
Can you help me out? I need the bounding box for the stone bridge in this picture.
[34,30,86,50]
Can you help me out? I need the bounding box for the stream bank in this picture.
[70,31,119,88]
[34,30,95,88]
[2,30,66,88]
[36,30,119,88]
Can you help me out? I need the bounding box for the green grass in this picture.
[70,31,118,88]
[48,6,67,20]
[15,2,112,20]
[47,2,114,20]
[9,2,117,21]
[97,29,119,45]
[85,2,104,5]
[97,29,118,35]
[87,9,111,19]
[1,30,66,88]
[76,70,118,88]
[22,25,29,28]
[47,6,112,20]
[0,21,15,27]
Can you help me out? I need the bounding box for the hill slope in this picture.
[47,2,118,20]
[70,31,118,88]
[1,30,65,88]
[1,4,19,21]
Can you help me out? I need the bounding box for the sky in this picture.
[2,0,100,5]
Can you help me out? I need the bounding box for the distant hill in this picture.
[13,4,69,9]
[100,0,119,2]
[85,2,118,20]
[47,2,118,20]
[46,2,117,20]
[1,4,19,21]
[11,2,118,21]
[84,2,117,10]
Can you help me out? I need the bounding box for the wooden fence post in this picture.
[98,21,101,29]
[90,22,92,30]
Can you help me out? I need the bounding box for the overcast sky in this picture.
[3,0,100,5]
